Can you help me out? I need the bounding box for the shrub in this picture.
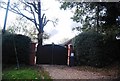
[74,31,120,67]
[103,36,120,63]
[2,33,31,67]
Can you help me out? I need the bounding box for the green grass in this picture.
[2,66,52,81]
[38,67,51,79]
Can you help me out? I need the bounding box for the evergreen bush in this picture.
[2,33,31,67]
[74,31,120,67]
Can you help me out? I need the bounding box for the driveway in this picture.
[38,65,117,79]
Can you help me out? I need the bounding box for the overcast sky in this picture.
[0,0,80,44]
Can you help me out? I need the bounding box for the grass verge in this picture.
[2,65,52,81]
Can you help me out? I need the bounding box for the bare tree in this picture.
[0,0,58,45]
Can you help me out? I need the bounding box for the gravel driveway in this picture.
[39,65,116,79]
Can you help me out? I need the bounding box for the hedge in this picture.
[2,33,31,67]
[74,31,120,67]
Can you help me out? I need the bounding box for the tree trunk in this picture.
[38,1,43,46]
[96,3,100,32]
[38,32,43,46]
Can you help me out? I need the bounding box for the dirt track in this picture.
[39,65,117,79]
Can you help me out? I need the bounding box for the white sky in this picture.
[0,0,80,44]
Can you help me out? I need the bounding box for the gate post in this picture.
[67,44,75,66]
[29,42,36,65]
[67,44,71,66]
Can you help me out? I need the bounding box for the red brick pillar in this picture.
[29,42,36,65]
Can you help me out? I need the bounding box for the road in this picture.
[39,65,117,79]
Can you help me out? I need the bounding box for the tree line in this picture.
[60,2,120,35]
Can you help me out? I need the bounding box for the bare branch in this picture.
[0,1,40,32]
[19,16,24,20]
[27,2,38,14]
[49,20,58,27]
[29,3,39,32]
[42,15,58,28]
[20,1,40,31]
[43,19,57,27]
[43,16,47,24]
[20,1,33,13]
[41,13,45,23]
[18,1,39,31]
[43,20,50,27]
[0,0,57,36]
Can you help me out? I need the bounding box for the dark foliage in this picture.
[2,33,31,67]
[74,31,120,67]
[60,2,120,32]
[103,37,120,63]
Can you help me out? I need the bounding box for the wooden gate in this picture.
[36,44,67,65]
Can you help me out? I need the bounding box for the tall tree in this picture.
[0,0,57,45]
[59,2,120,33]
